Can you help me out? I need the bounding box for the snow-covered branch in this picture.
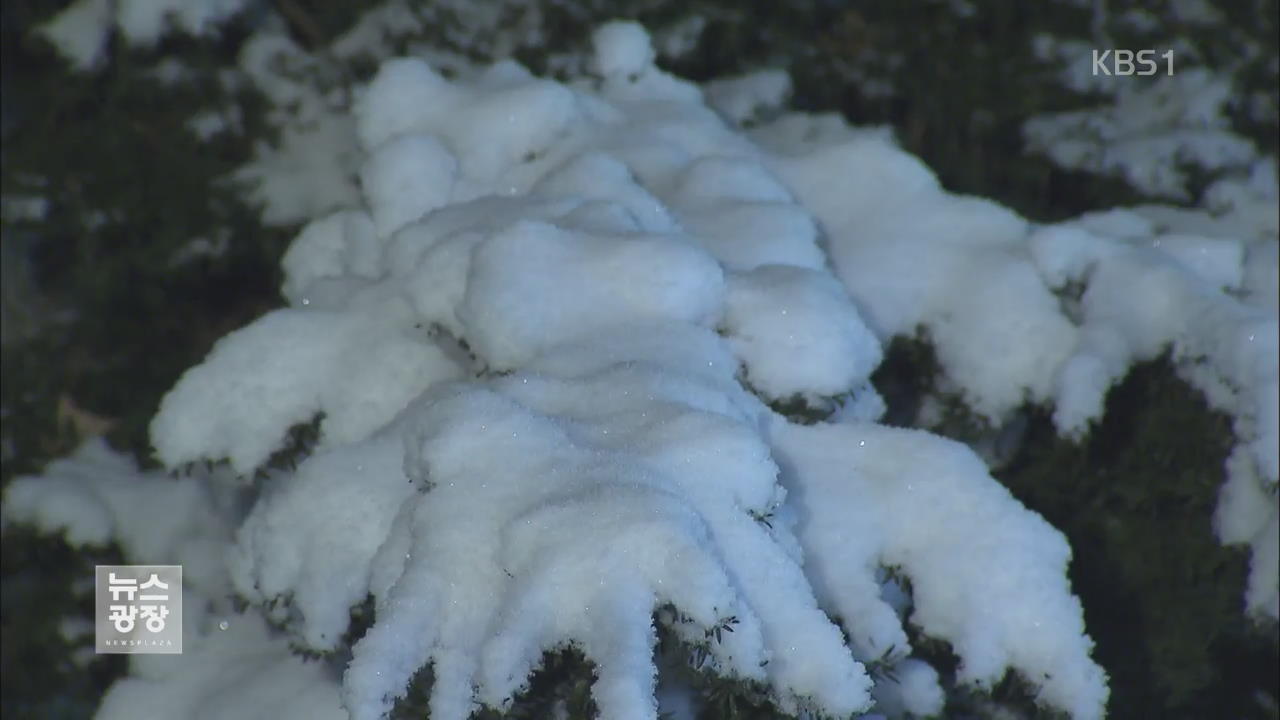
[6,9,1277,720]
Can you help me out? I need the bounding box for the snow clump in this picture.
[9,18,1143,720]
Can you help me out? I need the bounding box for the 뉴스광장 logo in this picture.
[95,565,182,654]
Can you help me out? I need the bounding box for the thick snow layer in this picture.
[2,441,350,720]
[8,5,1275,718]
[1,439,230,597]
[279,210,382,306]
[771,420,1107,720]
[125,19,1117,720]
[1026,167,1280,620]
[151,297,464,474]
[752,76,1277,622]
[460,221,725,369]
[360,134,458,237]
[591,21,656,79]
[759,120,1079,423]
[339,335,874,720]
[228,435,413,650]
[11,6,1275,717]
[95,613,347,720]
[723,265,882,399]
[74,14,1280,720]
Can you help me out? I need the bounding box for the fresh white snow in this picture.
[9,8,1280,720]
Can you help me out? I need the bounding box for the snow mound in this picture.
[12,19,1116,720]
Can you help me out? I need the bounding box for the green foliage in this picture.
[1,4,288,714]
[1,2,291,465]
[999,358,1279,719]
[0,528,126,720]
[764,391,843,426]
[876,335,1280,719]
[388,648,599,720]
[647,0,1150,221]
[654,607,790,720]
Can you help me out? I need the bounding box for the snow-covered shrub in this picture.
[1024,44,1257,200]
[37,0,256,70]
[1025,0,1278,203]
[1021,12,1278,625]
[4,19,1121,720]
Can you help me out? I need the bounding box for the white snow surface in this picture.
[94,611,348,720]
[151,295,465,475]
[141,20,1113,720]
[723,265,882,400]
[771,420,1106,719]
[232,33,364,226]
[751,89,1277,623]
[38,0,251,70]
[31,13,1280,720]
[2,439,230,596]
[1025,165,1280,623]
[10,4,1279,719]
[755,116,1080,423]
[1,440,348,720]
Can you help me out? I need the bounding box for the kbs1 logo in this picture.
[1092,49,1174,76]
